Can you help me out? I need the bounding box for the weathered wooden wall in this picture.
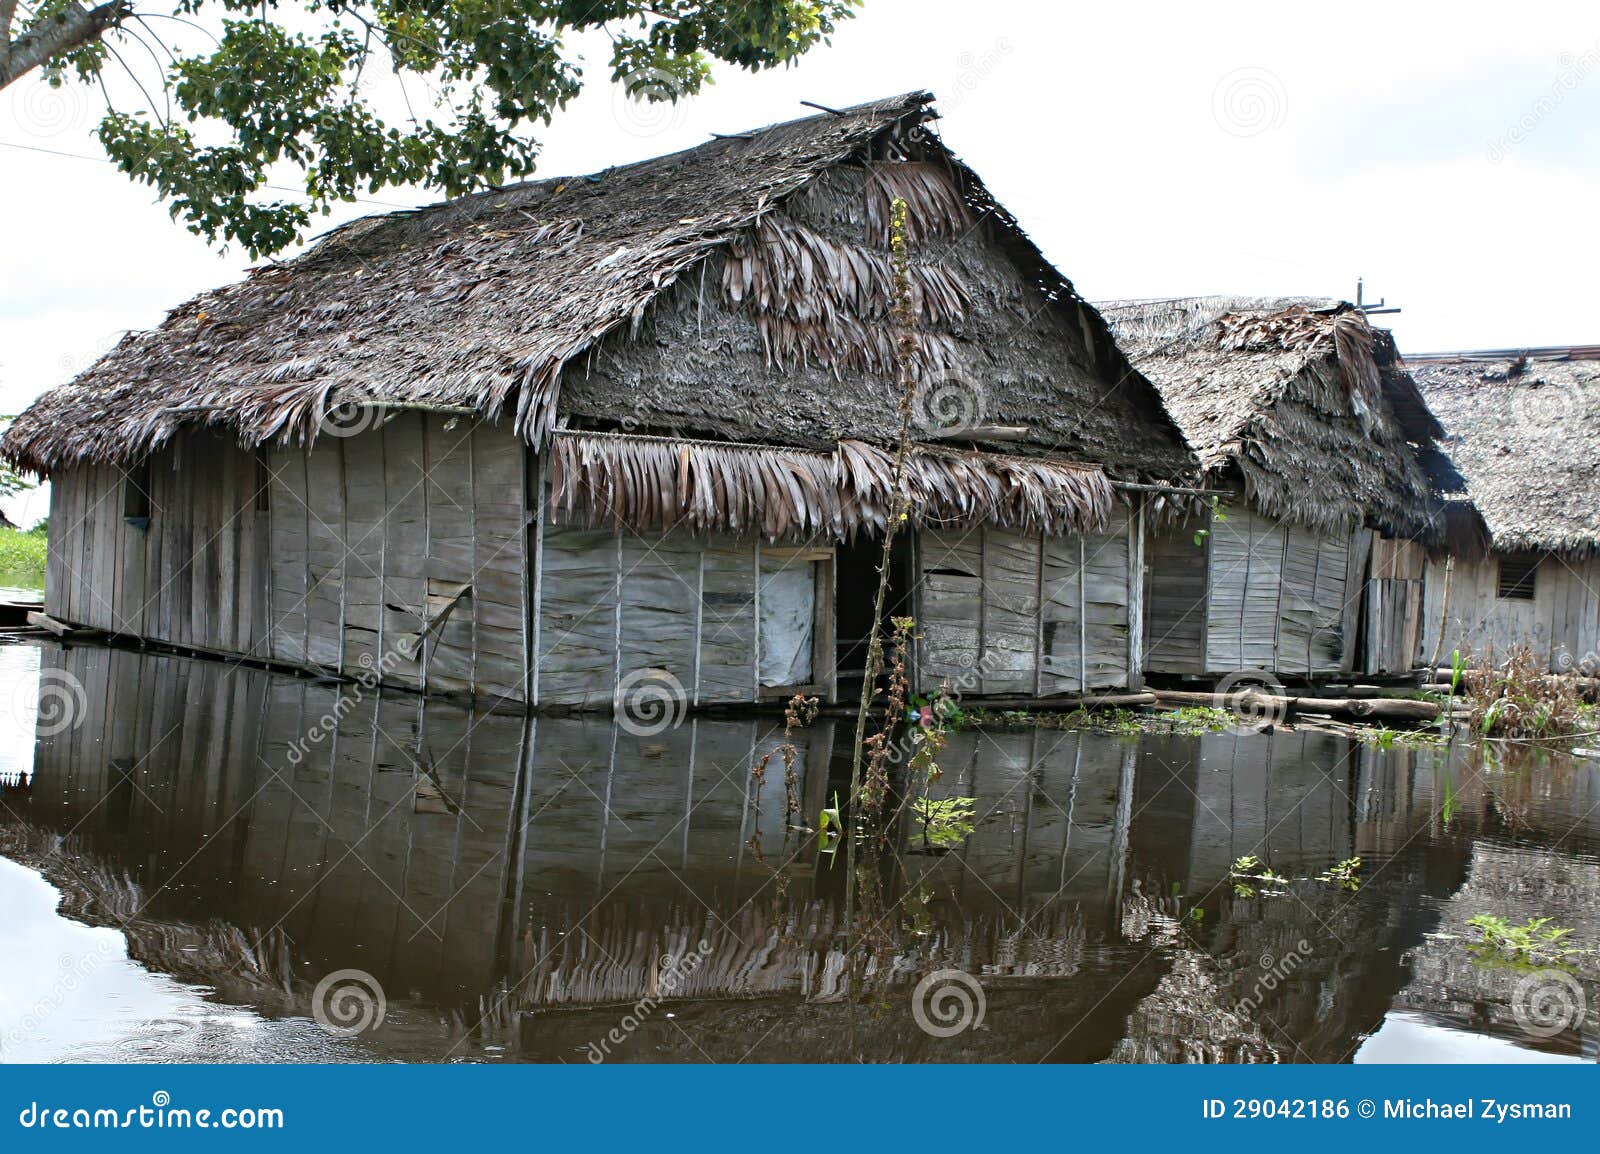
[1143,505,1351,677]
[914,502,1143,694]
[1419,552,1600,673]
[45,422,839,707]
[46,433,272,656]
[533,529,835,707]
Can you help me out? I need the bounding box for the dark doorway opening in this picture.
[833,533,915,698]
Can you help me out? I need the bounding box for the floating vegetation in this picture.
[1316,857,1363,892]
[1230,854,1289,899]
[1465,914,1581,970]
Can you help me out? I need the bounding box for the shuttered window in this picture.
[1496,555,1539,601]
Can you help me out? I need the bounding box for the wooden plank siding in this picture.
[1363,536,1426,675]
[916,502,1141,695]
[1419,551,1600,674]
[47,420,1152,706]
[1144,505,1352,678]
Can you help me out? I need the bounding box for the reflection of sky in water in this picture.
[1356,1013,1588,1065]
[0,644,39,785]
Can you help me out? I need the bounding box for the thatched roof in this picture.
[1410,348,1600,557]
[3,91,1192,495]
[1099,296,1441,537]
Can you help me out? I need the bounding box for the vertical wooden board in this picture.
[267,445,311,665]
[118,462,149,639]
[43,470,67,617]
[469,423,529,699]
[619,531,701,697]
[1274,523,1320,675]
[696,537,758,703]
[980,528,1042,694]
[421,414,477,695]
[336,435,382,675]
[1308,533,1349,673]
[376,414,428,690]
[535,525,620,706]
[915,527,984,687]
[50,467,76,622]
[302,439,346,670]
[1204,508,1251,673]
[1040,533,1085,693]
[1341,528,1373,674]
[1081,510,1132,688]
[1239,511,1286,671]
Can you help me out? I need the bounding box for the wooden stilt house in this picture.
[3,92,1196,708]
[1100,297,1442,681]
[1411,348,1600,674]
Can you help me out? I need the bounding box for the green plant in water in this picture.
[1316,857,1363,892]
[1465,914,1581,970]
[1441,774,1456,827]
[907,795,977,851]
[1229,854,1288,898]
[1168,706,1236,734]
[817,792,843,857]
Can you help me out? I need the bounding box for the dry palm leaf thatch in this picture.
[1101,296,1439,538]
[5,91,1196,495]
[1412,349,1600,557]
[862,161,972,246]
[547,430,1113,542]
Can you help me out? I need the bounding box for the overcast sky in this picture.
[2,0,1597,521]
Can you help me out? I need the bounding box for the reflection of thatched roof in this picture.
[1099,296,1440,537]
[3,91,1191,488]
[1410,349,1600,557]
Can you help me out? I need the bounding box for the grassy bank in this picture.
[0,525,46,593]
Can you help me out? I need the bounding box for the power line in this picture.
[0,138,418,210]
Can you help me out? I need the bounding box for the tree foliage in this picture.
[1,1,857,255]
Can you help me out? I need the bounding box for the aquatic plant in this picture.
[1466,914,1581,969]
[1315,857,1363,892]
[906,796,977,851]
[1229,854,1288,899]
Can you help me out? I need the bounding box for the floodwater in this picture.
[0,640,1596,1064]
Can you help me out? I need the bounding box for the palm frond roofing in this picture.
[1411,349,1600,557]
[1099,295,1440,538]
[3,91,1193,490]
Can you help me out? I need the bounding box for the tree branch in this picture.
[0,1,130,91]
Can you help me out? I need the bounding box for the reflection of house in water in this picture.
[15,642,1590,1062]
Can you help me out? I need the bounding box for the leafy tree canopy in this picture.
[0,0,857,255]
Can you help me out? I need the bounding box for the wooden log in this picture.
[1151,688,1440,723]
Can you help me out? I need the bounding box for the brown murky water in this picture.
[1,640,1596,1063]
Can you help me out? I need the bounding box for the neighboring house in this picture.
[1411,348,1600,675]
[1101,297,1442,681]
[2,92,1197,708]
